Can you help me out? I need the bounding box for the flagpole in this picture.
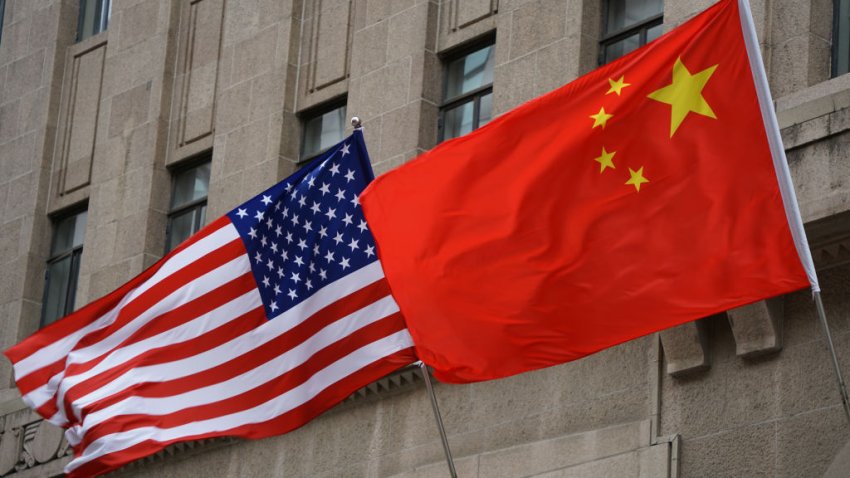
[417,361,458,478]
[738,0,850,426]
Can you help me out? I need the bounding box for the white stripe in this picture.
[72,294,399,441]
[49,254,252,424]
[69,262,387,419]
[61,288,263,417]
[65,329,414,473]
[737,0,819,291]
[12,223,240,380]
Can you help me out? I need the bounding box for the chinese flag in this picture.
[361,0,816,383]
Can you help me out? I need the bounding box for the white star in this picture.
[313,244,321,255]
[351,194,360,208]
[335,189,346,202]
[344,169,355,183]
[288,289,298,300]
[340,257,351,270]
[303,220,313,233]
[319,183,330,195]
[270,301,279,312]
[324,250,335,263]
[261,195,272,205]
[281,250,289,261]
[285,183,294,193]
[306,279,314,291]
[254,251,263,263]
[333,232,344,245]
[325,207,336,221]
[298,195,307,207]
[310,201,321,214]
[342,213,354,226]
[307,176,316,188]
[266,217,273,229]
[329,163,341,176]
[318,226,328,238]
[357,220,368,233]
[319,269,328,280]
[248,228,258,239]
[274,201,281,211]
[262,276,271,287]
[277,266,285,278]
[270,242,278,253]
[273,284,281,295]
[364,245,375,257]
[297,239,307,250]
[260,235,268,247]
[294,256,305,267]
[309,261,316,273]
[236,208,248,219]
[341,143,351,156]
[348,238,359,251]
[274,225,282,237]
[285,232,294,244]
[255,210,265,221]
[282,207,289,218]
[291,214,299,226]
[266,258,274,270]
[290,272,301,283]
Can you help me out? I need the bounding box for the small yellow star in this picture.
[626,167,649,192]
[606,76,631,96]
[590,107,613,129]
[594,147,616,173]
[648,57,718,137]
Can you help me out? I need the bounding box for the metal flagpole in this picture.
[814,292,850,424]
[417,361,458,478]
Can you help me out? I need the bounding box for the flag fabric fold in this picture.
[5,131,415,477]
[360,0,816,383]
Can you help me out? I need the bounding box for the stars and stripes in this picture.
[4,131,415,477]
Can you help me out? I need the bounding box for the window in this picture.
[77,0,111,42]
[166,161,210,253]
[440,42,494,141]
[42,210,87,327]
[600,0,663,64]
[301,103,347,161]
[0,0,6,45]
[836,0,850,76]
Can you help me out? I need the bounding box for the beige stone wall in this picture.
[0,0,849,476]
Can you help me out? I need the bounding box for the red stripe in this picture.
[71,305,267,422]
[4,217,231,365]
[77,313,408,449]
[70,238,247,353]
[66,347,416,478]
[72,280,392,422]
[16,358,65,396]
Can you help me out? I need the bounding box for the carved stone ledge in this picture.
[0,409,72,478]
[727,298,784,358]
[660,320,710,376]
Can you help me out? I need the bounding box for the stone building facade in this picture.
[0,0,849,476]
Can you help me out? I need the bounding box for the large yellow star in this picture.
[648,58,718,137]
[626,167,649,192]
[594,147,616,173]
[606,76,631,96]
[590,107,613,129]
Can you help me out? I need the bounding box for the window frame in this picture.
[599,1,663,65]
[165,155,211,254]
[834,0,850,77]
[76,0,111,42]
[41,207,88,328]
[298,99,348,165]
[438,33,496,143]
[0,0,6,45]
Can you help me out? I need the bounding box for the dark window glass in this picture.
[302,104,347,161]
[166,161,210,252]
[601,0,663,64]
[42,211,87,327]
[77,0,111,42]
[0,0,6,45]
[836,0,850,77]
[440,43,494,141]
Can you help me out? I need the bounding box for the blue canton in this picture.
[226,131,378,320]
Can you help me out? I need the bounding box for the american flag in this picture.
[4,131,416,477]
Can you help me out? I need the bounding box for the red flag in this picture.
[360,0,816,383]
[5,134,415,477]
